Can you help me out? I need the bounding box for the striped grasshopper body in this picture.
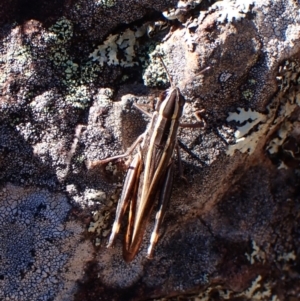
[90,61,206,262]
[106,85,185,262]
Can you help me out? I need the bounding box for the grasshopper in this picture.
[89,57,208,262]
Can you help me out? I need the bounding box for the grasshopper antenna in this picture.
[193,66,211,77]
[155,54,174,87]
[182,66,211,90]
[155,53,210,88]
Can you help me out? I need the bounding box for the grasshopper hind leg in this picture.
[147,161,174,259]
[107,151,142,248]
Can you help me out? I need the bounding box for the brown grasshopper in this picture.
[89,57,208,262]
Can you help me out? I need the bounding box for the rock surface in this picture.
[0,0,300,300]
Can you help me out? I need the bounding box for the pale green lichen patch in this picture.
[173,274,278,301]
[84,185,120,246]
[47,17,73,44]
[242,89,254,101]
[210,0,255,23]
[65,85,91,109]
[163,0,203,21]
[89,28,144,67]
[245,240,266,264]
[266,60,300,169]
[227,107,267,139]
[88,193,118,245]
[44,17,100,108]
[142,46,170,87]
[43,17,170,108]
[88,210,111,235]
[95,0,116,8]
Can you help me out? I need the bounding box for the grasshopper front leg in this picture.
[87,134,144,168]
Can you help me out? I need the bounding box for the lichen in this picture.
[227,107,267,139]
[89,28,142,67]
[209,0,255,23]
[160,274,279,301]
[65,85,91,109]
[0,26,34,103]
[142,46,170,87]
[226,107,267,155]
[0,184,91,300]
[86,185,121,246]
[45,17,97,108]
[95,0,117,8]
[163,0,203,21]
[47,17,73,44]
[245,240,266,264]
[266,60,300,169]
[226,59,300,157]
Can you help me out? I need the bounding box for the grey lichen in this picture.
[65,84,91,109]
[0,184,91,300]
[0,25,34,103]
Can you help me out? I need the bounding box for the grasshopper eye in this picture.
[178,91,185,107]
[156,90,167,110]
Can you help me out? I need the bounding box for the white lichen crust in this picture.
[209,0,255,23]
[0,184,92,300]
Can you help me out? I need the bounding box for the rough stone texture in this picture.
[0,0,300,300]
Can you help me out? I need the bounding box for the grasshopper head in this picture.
[157,87,185,120]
